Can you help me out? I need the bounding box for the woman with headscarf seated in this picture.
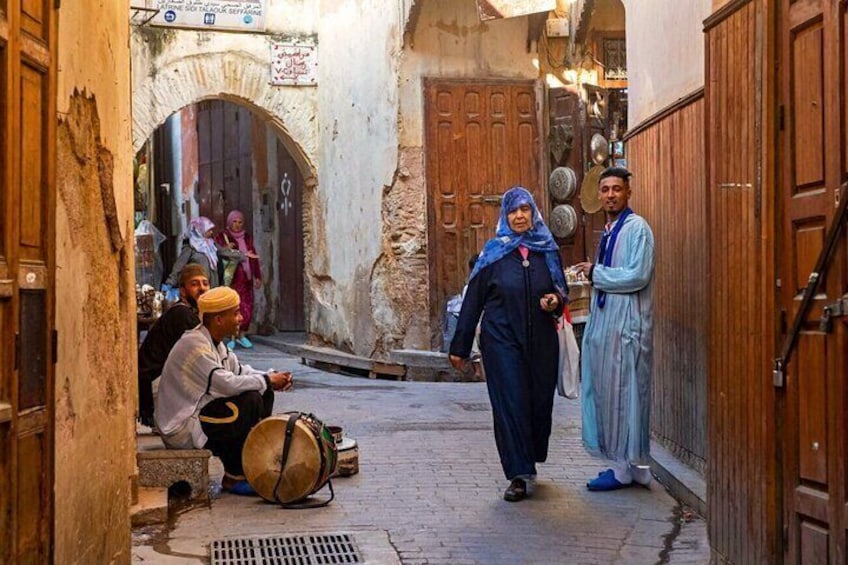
[449,187,567,502]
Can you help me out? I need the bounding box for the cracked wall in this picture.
[53,2,134,560]
[55,89,135,564]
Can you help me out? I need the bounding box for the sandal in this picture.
[503,478,527,502]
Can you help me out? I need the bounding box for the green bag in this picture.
[220,233,239,287]
[222,259,238,287]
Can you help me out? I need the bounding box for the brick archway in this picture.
[132,50,317,181]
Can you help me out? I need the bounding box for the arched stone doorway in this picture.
[136,99,307,333]
[132,50,318,335]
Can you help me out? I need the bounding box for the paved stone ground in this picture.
[132,343,709,564]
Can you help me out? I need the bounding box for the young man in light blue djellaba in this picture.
[574,166,655,491]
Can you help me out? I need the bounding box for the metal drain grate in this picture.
[211,533,361,565]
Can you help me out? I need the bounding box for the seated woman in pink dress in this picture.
[216,210,262,349]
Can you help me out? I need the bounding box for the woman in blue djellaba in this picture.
[449,187,567,502]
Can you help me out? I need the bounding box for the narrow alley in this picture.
[132,343,709,565]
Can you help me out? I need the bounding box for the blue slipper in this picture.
[586,469,631,491]
[226,340,236,351]
[225,480,257,496]
[237,336,253,349]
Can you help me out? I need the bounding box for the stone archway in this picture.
[132,47,319,334]
[132,48,318,182]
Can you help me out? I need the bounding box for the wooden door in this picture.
[0,0,57,561]
[197,100,254,232]
[425,79,542,345]
[275,141,304,331]
[705,4,774,561]
[152,121,177,279]
[779,0,848,562]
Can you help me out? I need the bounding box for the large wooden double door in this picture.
[196,100,254,232]
[779,0,848,562]
[424,79,543,344]
[0,0,57,562]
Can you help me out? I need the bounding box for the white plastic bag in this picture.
[556,317,580,399]
[134,220,167,288]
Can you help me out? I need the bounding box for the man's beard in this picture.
[185,295,199,310]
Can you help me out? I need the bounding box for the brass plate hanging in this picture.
[590,133,609,165]
[548,166,577,202]
[549,204,578,239]
[580,165,604,214]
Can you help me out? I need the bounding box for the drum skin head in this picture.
[242,415,324,503]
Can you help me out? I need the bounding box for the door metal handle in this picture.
[482,195,502,204]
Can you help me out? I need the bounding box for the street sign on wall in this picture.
[270,39,318,86]
[150,0,266,32]
[476,0,555,21]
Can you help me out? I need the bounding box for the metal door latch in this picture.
[819,297,848,332]
[772,359,784,388]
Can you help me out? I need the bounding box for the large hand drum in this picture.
[242,413,338,504]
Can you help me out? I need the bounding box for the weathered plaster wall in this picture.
[400,0,538,147]
[55,3,134,563]
[311,1,403,356]
[389,0,538,349]
[591,0,625,31]
[622,0,711,126]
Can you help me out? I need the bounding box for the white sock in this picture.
[610,461,632,484]
[630,463,652,485]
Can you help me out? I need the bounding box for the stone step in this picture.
[252,336,407,380]
[388,349,461,381]
[130,487,168,527]
[137,433,211,503]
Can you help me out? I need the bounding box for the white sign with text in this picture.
[151,0,266,32]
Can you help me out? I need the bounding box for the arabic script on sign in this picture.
[270,41,318,86]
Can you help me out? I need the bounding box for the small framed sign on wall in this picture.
[270,38,318,86]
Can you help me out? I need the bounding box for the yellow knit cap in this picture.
[198,286,240,317]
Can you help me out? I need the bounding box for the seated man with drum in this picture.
[155,286,293,495]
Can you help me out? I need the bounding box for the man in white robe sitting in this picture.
[155,286,293,495]
[575,166,655,491]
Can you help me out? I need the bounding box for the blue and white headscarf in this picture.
[469,186,567,296]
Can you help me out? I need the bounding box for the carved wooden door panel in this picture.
[0,0,57,561]
[425,80,542,346]
[779,0,848,562]
[275,141,304,331]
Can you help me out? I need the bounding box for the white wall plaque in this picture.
[270,39,318,86]
[150,0,266,32]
